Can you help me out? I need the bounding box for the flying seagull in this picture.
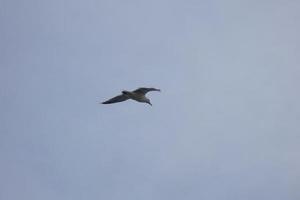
[102,87,161,106]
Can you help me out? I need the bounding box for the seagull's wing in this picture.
[133,87,161,95]
[102,94,129,104]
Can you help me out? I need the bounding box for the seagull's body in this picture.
[102,87,160,106]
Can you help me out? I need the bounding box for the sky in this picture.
[1,0,300,199]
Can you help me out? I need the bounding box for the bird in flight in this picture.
[101,87,161,106]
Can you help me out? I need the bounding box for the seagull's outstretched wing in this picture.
[133,87,161,95]
[102,94,129,104]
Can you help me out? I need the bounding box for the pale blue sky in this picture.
[1,0,300,199]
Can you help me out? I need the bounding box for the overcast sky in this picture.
[1,0,300,199]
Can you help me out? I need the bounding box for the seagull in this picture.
[101,87,161,106]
